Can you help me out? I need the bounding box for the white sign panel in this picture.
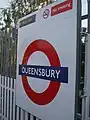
[16,0,77,120]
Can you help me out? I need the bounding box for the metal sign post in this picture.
[88,0,90,33]
[75,0,81,120]
[83,34,90,120]
[81,1,90,120]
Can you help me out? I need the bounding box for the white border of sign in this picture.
[16,0,78,120]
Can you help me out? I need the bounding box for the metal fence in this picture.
[0,75,41,120]
[0,34,42,120]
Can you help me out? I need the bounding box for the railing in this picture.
[0,75,41,120]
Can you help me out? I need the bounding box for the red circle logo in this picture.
[21,40,61,105]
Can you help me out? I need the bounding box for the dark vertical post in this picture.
[74,0,81,120]
[88,0,90,33]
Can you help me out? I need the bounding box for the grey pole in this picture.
[88,0,90,33]
[74,0,82,120]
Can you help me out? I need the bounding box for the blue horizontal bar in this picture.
[19,65,68,83]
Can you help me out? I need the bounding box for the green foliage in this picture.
[0,0,52,31]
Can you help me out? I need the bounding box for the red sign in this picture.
[21,40,61,105]
[51,0,72,16]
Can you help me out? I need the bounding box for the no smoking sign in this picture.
[43,9,50,19]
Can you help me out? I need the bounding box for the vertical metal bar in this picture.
[21,109,23,120]
[82,35,88,120]
[0,37,2,112]
[4,77,6,118]
[81,95,86,120]
[5,89,7,118]
[16,106,19,120]
[7,37,9,78]
[88,0,90,33]
[12,76,16,120]
[4,37,6,76]
[1,80,3,116]
[14,28,17,79]
[30,114,34,120]
[7,78,9,120]
[15,106,17,120]
[89,96,90,118]
[3,88,5,117]
[83,34,90,120]
[0,36,1,75]
[0,91,1,110]
[4,88,6,118]
[22,109,25,120]
[86,15,90,120]
[25,111,28,120]
[19,108,21,120]
[1,36,3,76]
[13,90,15,120]
[8,90,10,120]
[74,0,82,120]
[12,91,14,120]
[10,90,12,120]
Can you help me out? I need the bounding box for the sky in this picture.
[0,0,10,8]
[82,0,88,28]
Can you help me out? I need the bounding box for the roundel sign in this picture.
[19,39,68,105]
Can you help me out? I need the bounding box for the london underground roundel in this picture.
[20,40,61,105]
